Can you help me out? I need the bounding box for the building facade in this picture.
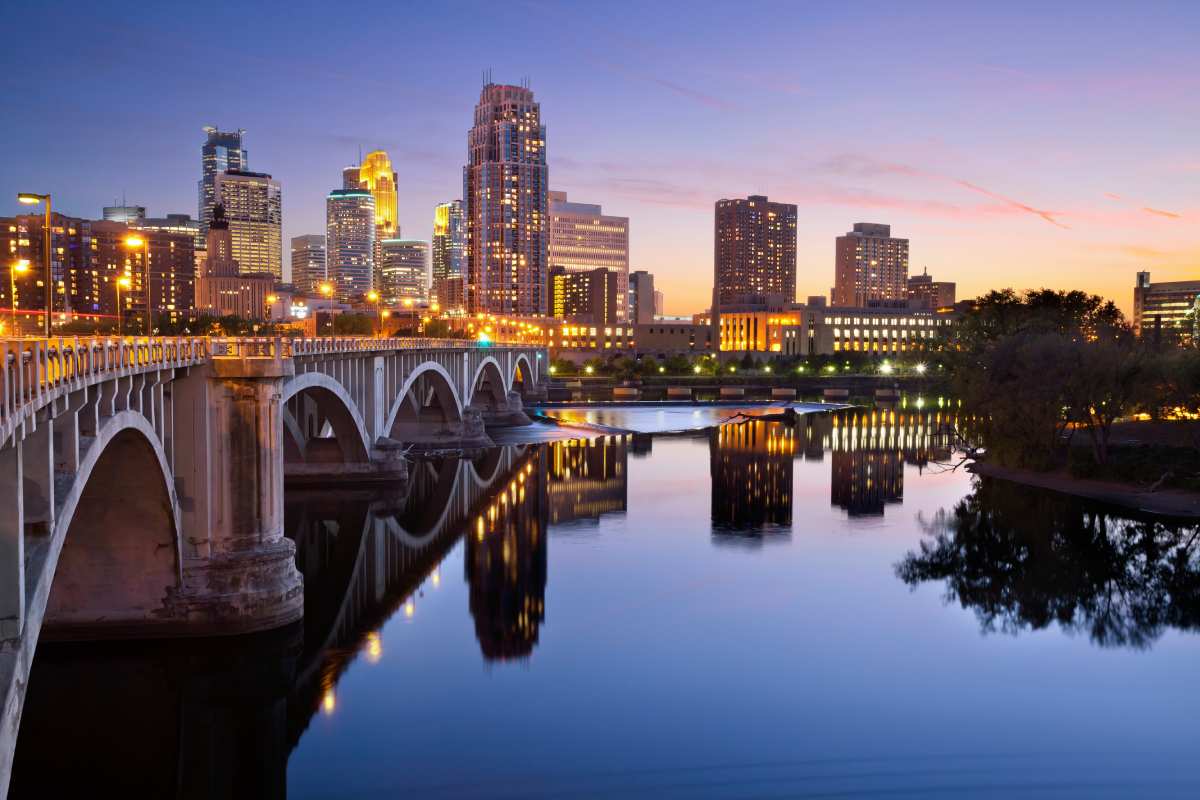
[833,223,909,307]
[356,150,399,285]
[198,126,247,247]
[464,82,549,316]
[194,204,273,320]
[432,200,466,310]
[214,169,282,280]
[628,270,656,324]
[380,238,429,305]
[326,189,376,302]
[714,195,797,308]
[549,191,629,321]
[906,267,955,309]
[550,266,619,324]
[102,205,146,224]
[1133,271,1200,340]
[290,234,327,294]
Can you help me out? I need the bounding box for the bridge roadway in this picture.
[0,334,544,797]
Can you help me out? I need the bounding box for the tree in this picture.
[333,314,374,335]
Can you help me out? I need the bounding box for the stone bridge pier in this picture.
[0,335,544,797]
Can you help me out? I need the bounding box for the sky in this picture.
[1,0,1197,316]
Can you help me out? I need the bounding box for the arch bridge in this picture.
[0,334,544,796]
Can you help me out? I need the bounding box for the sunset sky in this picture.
[2,0,1196,315]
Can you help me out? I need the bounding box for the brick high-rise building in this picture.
[833,223,909,307]
[550,266,619,325]
[214,169,282,280]
[713,195,797,308]
[464,82,548,316]
[549,190,629,320]
[906,267,955,309]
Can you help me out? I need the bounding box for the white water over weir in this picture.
[0,335,545,797]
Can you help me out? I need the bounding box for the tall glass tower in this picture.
[432,200,465,310]
[326,189,376,302]
[198,126,247,248]
[463,82,548,316]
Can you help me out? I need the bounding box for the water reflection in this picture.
[547,435,628,526]
[897,477,1200,649]
[466,449,548,660]
[710,421,794,532]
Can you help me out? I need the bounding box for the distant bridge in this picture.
[0,335,544,797]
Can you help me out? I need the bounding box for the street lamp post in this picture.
[319,282,333,335]
[115,276,132,335]
[123,235,151,334]
[16,192,52,337]
[367,289,380,336]
[9,259,30,335]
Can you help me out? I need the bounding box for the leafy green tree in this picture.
[333,314,375,335]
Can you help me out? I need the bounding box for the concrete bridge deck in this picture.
[0,334,545,797]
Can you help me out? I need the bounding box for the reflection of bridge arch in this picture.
[284,446,538,748]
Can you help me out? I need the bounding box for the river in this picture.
[11,406,1200,798]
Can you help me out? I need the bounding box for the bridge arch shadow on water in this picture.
[9,442,548,798]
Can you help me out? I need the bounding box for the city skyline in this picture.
[1,2,1196,316]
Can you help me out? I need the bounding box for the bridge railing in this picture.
[210,336,527,359]
[0,336,209,440]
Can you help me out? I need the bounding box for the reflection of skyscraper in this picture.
[710,421,794,530]
[546,436,628,524]
[466,450,548,660]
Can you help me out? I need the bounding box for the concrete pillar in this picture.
[172,358,303,634]
[22,415,54,532]
[0,440,24,640]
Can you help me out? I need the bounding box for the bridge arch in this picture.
[510,354,535,399]
[282,372,372,464]
[43,411,183,635]
[469,357,509,411]
[385,361,465,443]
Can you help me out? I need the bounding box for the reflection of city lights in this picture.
[431,570,441,587]
[366,631,382,663]
[404,600,415,618]
[322,689,336,715]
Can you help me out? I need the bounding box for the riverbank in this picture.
[968,460,1200,519]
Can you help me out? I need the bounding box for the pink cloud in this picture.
[1143,206,1182,219]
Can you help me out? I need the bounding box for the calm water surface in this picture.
[13,407,1200,798]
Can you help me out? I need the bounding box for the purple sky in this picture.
[2,1,1196,314]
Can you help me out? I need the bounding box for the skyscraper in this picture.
[380,239,429,305]
[291,234,327,294]
[357,150,399,286]
[464,82,549,316]
[548,190,629,321]
[432,200,466,310]
[628,270,656,324]
[198,126,247,247]
[326,188,375,302]
[214,169,283,280]
[906,266,955,309]
[713,195,797,308]
[833,223,909,307]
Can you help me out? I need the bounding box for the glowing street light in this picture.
[880,361,894,375]
[915,362,928,375]
[366,289,381,336]
[17,192,52,336]
[319,282,334,334]
[584,364,594,375]
[9,259,30,334]
[693,364,702,374]
[115,275,133,335]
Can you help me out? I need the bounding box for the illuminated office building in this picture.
[432,200,466,310]
[102,205,146,224]
[194,204,273,320]
[325,189,376,302]
[464,81,548,315]
[550,266,619,324]
[356,150,399,285]
[833,223,909,307]
[214,169,282,280]
[198,126,247,247]
[1133,271,1200,341]
[549,191,629,321]
[380,238,428,305]
[628,270,656,324]
[291,234,326,294]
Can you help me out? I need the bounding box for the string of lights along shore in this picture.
[1,76,1185,350]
